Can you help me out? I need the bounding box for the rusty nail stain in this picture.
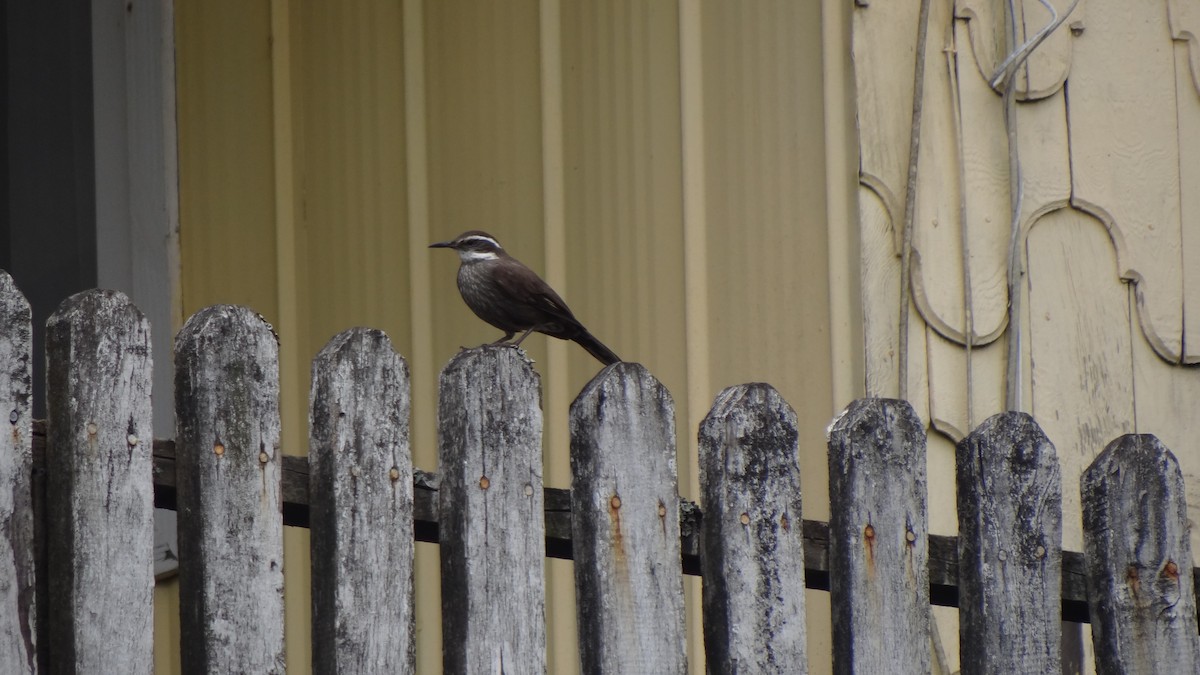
[524,484,534,497]
[1126,565,1140,593]
[479,476,490,490]
[864,524,875,540]
[1035,545,1046,558]
[610,495,622,510]
[739,513,750,526]
[258,451,269,464]
[389,467,400,481]
[213,443,225,457]
[127,434,139,446]
[86,422,98,435]
[905,530,915,543]
[1165,560,1180,578]
[780,513,790,531]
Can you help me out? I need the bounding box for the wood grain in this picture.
[570,362,686,674]
[1068,0,1185,362]
[957,412,1062,674]
[45,290,154,674]
[827,398,930,674]
[174,305,284,675]
[309,328,415,673]
[437,346,546,674]
[0,271,35,673]
[699,384,807,674]
[1082,435,1200,672]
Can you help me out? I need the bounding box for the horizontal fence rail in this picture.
[26,423,1199,626]
[4,277,1200,673]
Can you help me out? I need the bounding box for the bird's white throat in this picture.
[459,249,499,262]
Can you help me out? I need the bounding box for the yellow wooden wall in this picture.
[852,0,1200,670]
[161,1,844,673]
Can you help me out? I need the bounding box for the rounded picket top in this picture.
[956,411,1062,674]
[699,383,806,673]
[436,343,545,674]
[569,361,686,675]
[173,304,284,675]
[1082,434,1200,672]
[0,269,32,359]
[310,327,415,673]
[45,289,154,674]
[825,397,929,674]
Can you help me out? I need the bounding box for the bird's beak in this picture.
[429,240,453,249]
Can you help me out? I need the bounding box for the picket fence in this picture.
[1,274,1199,674]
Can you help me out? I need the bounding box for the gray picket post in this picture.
[44,290,154,674]
[956,411,1062,674]
[309,328,415,673]
[827,398,929,674]
[437,346,545,674]
[1082,435,1200,673]
[175,305,284,674]
[570,362,686,674]
[699,383,807,674]
[0,271,36,673]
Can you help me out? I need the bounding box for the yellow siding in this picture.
[170,1,836,673]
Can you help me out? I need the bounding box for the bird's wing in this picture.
[493,259,584,330]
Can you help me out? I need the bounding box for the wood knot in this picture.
[1163,560,1180,580]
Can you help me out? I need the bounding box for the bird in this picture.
[429,230,621,366]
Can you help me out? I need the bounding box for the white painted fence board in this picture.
[0,271,36,673]
[571,362,686,674]
[45,290,154,674]
[438,346,545,674]
[699,383,806,674]
[174,305,284,675]
[310,328,414,673]
[827,398,929,675]
[1082,435,1200,673]
[956,412,1062,674]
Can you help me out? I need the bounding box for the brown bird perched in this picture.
[430,230,621,366]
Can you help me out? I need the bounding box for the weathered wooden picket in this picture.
[2,274,1199,673]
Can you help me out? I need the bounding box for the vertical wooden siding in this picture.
[173,1,834,673]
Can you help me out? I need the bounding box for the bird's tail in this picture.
[573,331,621,366]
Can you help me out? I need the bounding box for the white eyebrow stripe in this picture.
[459,235,501,248]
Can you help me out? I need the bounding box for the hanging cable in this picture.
[946,24,974,430]
[996,0,1080,411]
[898,0,935,400]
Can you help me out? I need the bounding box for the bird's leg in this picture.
[510,327,539,348]
[487,331,516,346]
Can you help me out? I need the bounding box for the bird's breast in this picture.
[456,261,527,332]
